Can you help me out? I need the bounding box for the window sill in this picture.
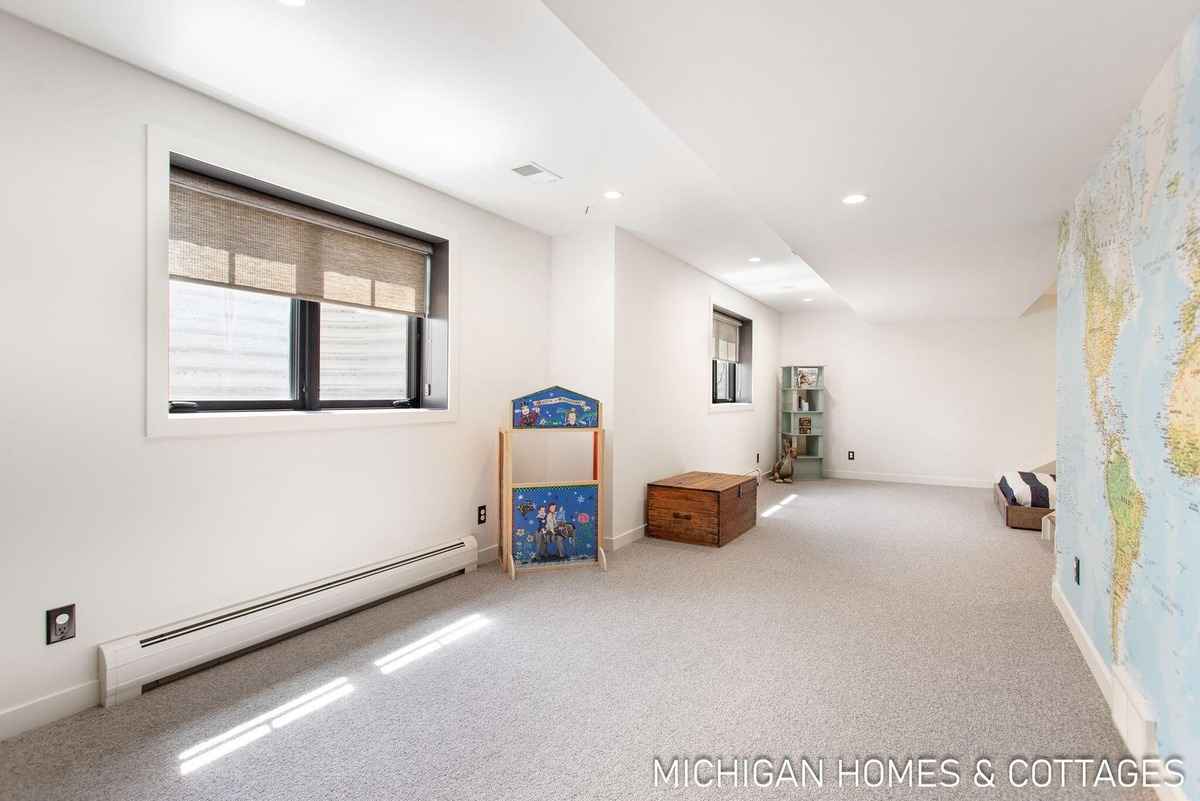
[147,406,455,439]
[709,403,754,414]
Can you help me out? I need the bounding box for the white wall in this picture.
[547,226,615,415]
[0,14,549,735]
[778,296,1057,487]
[612,228,780,539]
[546,226,615,536]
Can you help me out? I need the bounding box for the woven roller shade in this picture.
[713,312,741,361]
[169,168,431,315]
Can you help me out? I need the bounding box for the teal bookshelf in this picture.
[780,365,824,479]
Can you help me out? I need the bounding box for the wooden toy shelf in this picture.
[498,386,608,579]
[780,366,825,480]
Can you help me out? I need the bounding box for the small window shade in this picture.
[169,168,431,316]
[712,312,741,362]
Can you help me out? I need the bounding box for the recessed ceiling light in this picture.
[842,193,869,205]
[603,190,623,200]
[802,297,815,302]
[748,256,762,263]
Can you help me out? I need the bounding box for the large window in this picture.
[712,309,751,404]
[166,167,429,413]
[168,284,420,411]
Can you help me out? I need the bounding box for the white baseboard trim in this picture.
[1051,583,1188,801]
[605,524,645,552]
[1156,780,1191,801]
[1052,580,1113,706]
[0,679,98,742]
[825,469,992,489]
[476,543,498,564]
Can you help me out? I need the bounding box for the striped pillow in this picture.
[998,472,1057,509]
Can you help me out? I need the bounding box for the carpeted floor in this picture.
[0,480,1150,800]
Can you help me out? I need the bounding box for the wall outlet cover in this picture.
[848,450,856,461]
[477,505,487,525]
[1074,557,1081,586]
[46,604,76,645]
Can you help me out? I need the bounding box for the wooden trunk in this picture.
[645,471,757,547]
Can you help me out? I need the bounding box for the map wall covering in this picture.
[1057,16,1200,791]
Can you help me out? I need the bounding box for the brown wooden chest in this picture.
[645,471,758,547]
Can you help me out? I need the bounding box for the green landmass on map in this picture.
[1104,442,1146,659]
[1077,207,1147,659]
[1081,214,1130,430]
[1167,219,1200,477]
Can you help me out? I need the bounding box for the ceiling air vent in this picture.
[511,161,563,184]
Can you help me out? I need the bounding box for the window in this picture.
[168,282,293,403]
[319,303,412,401]
[712,309,751,404]
[713,358,737,402]
[166,167,429,413]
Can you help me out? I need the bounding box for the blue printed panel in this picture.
[1054,17,1200,788]
[512,386,599,429]
[511,484,598,567]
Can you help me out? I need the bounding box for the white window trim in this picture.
[709,402,754,414]
[145,124,460,438]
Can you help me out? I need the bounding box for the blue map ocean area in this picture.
[1058,19,1200,793]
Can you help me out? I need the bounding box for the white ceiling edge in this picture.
[544,0,1200,321]
[0,1,849,315]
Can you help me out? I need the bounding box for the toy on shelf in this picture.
[768,447,796,483]
[498,386,607,579]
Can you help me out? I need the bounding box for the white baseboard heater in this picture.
[98,536,477,707]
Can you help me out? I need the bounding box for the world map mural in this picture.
[1057,16,1200,792]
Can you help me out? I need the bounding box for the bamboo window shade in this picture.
[168,167,431,316]
[712,311,741,361]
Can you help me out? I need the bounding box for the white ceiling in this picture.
[0,0,844,313]
[546,0,1200,319]
[2,1,1197,318]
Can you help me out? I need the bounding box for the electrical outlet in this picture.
[756,452,760,463]
[1074,557,1081,586]
[477,505,487,525]
[848,450,855,461]
[46,604,75,645]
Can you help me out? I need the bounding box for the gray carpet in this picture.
[0,480,1149,800]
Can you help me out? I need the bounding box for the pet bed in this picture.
[995,471,1056,531]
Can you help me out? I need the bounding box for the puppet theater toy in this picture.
[498,386,608,579]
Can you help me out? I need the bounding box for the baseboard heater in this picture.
[98,536,477,707]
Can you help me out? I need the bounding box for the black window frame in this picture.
[168,293,422,414]
[711,306,751,405]
[711,358,738,404]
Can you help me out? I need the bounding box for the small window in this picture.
[166,167,429,413]
[169,281,293,402]
[713,359,736,402]
[319,302,414,403]
[712,308,751,404]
